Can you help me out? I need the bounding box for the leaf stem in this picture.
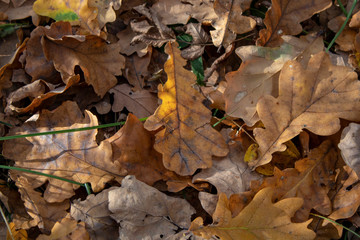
[326,0,357,52]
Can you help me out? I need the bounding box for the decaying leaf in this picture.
[123,49,151,90]
[257,0,332,46]
[181,23,210,60]
[144,42,228,176]
[33,0,98,33]
[106,114,191,190]
[190,188,316,240]
[6,222,27,240]
[88,0,119,29]
[11,175,69,232]
[224,36,323,126]
[42,33,125,97]
[211,0,256,47]
[71,187,119,240]
[193,129,261,197]
[116,25,148,57]
[37,214,90,240]
[3,101,122,203]
[251,51,360,168]
[110,84,157,118]
[338,123,360,177]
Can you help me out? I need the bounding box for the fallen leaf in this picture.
[6,222,27,240]
[3,101,122,203]
[224,36,324,126]
[106,114,191,189]
[338,123,360,177]
[328,15,356,52]
[144,41,229,175]
[11,175,69,233]
[253,140,337,222]
[251,51,360,168]
[193,129,261,197]
[1,0,38,24]
[24,21,71,82]
[88,0,119,29]
[123,49,152,90]
[33,0,98,33]
[328,166,360,221]
[71,188,119,240]
[116,25,148,57]
[109,84,157,118]
[257,0,332,46]
[210,0,256,47]
[37,214,90,240]
[190,188,316,240]
[0,38,27,97]
[42,33,125,97]
[181,23,210,60]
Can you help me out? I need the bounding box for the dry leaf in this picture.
[71,188,119,240]
[338,123,360,177]
[116,25,148,57]
[42,33,125,97]
[190,188,316,240]
[144,42,228,176]
[257,0,332,46]
[11,175,69,232]
[181,23,210,60]
[123,49,151,90]
[88,0,119,29]
[25,21,71,82]
[33,0,98,34]
[328,15,356,51]
[37,214,90,240]
[193,129,261,197]
[3,101,122,203]
[6,222,27,240]
[106,114,191,189]
[210,0,256,47]
[224,36,324,126]
[109,84,157,118]
[251,51,360,168]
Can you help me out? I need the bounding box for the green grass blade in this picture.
[326,0,357,52]
[337,0,348,16]
[0,205,14,240]
[310,213,360,238]
[0,117,148,141]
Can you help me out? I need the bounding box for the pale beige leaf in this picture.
[338,123,360,177]
[108,175,196,240]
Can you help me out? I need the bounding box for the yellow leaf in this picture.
[251,51,360,168]
[6,222,27,240]
[190,188,316,240]
[144,42,228,175]
[33,0,98,33]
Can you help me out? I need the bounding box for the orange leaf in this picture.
[257,0,331,47]
[144,42,228,175]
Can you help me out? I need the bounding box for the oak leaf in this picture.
[71,187,119,240]
[42,33,125,97]
[251,51,360,168]
[123,49,152,90]
[10,175,69,232]
[144,42,228,176]
[110,84,157,118]
[211,0,256,47]
[116,25,148,57]
[257,0,332,46]
[181,23,210,60]
[33,0,98,33]
[225,36,324,126]
[250,141,337,222]
[6,222,27,240]
[338,123,360,177]
[190,188,316,240]
[37,214,90,240]
[106,114,191,190]
[2,101,122,203]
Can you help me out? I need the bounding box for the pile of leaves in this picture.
[1,0,360,239]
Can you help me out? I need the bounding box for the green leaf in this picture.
[191,56,204,86]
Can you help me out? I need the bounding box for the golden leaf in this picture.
[144,42,228,176]
[190,188,316,240]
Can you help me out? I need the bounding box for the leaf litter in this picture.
[1,0,360,239]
